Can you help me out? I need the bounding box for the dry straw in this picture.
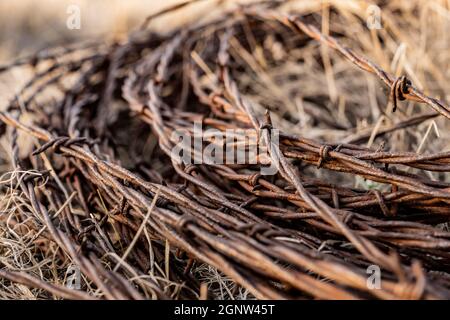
[0,0,449,299]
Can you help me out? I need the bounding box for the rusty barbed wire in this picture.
[0,1,449,300]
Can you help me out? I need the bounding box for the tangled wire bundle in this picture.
[1,0,450,299]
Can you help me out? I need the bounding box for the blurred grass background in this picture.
[0,0,251,60]
[0,0,191,58]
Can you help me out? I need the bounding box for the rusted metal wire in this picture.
[0,1,449,300]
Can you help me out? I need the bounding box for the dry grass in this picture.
[0,0,449,300]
